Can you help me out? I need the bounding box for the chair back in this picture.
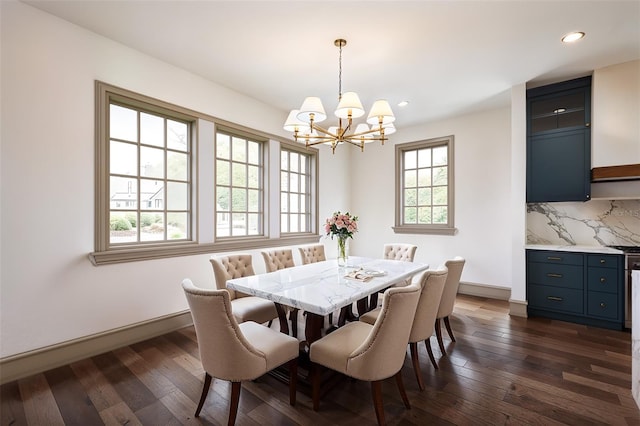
[346,282,422,381]
[437,257,466,319]
[261,249,295,272]
[298,244,326,264]
[383,243,417,262]
[409,269,448,343]
[210,254,255,300]
[181,279,268,381]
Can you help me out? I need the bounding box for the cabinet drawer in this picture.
[528,263,583,289]
[528,284,583,314]
[587,254,620,269]
[528,250,583,266]
[587,292,619,320]
[587,267,619,294]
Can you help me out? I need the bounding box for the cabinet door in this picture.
[526,129,591,202]
[529,89,587,134]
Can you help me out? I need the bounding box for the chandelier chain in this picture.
[338,41,342,99]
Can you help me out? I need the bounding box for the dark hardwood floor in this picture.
[2,294,639,425]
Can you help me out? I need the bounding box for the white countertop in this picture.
[226,256,429,316]
[525,244,624,255]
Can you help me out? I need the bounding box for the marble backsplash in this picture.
[527,200,640,246]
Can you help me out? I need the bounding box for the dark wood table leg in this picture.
[337,305,359,327]
[357,297,369,316]
[274,303,290,335]
[304,313,325,348]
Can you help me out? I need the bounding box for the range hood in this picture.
[591,164,640,182]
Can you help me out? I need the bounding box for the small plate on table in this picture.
[362,269,386,277]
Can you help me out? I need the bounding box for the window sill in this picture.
[89,234,322,265]
[392,226,457,236]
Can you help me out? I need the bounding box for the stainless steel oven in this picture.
[609,246,640,329]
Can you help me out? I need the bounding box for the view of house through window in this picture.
[215,130,264,237]
[108,103,191,244]
[280,148,311,233]
[93,82,319,265]
[394,136,455,235]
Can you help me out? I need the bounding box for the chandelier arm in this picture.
[347,125,385,138]
[309,123,339,138]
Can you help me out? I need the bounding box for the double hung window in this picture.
[280,148,312,234]
[215,130,264,238]
[394,136,455,235]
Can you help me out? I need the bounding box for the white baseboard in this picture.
[457,281,527,318]
[458,281,511,300]
[509,298,529,318]
[0,310,193,385]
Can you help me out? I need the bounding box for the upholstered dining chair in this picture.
[298,244,326,264]
[309,281,422,425]
[384,243,418,262]
[435,257,466,355]
[261,249,299,337]
[210,254,278,326]
[368,243,418,311]
[182,279,299,425]
[360,268,448,390]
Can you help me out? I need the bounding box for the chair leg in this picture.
[444,316,456,342]
[424,338,438,370]
[394,371,411,409]
[371,380,386,426]
[267,320,273,328]
[228,381,242,426]
[195,372,212,417]
[289,309,298,338]
[435,318,447,355]
[288,359,297,406]
[311,363,322,411]
[409,342,425,391]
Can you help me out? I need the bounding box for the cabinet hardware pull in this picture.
[600,259,606,264]
[600,277,606,283]
[547,296,563,301]
[600,303,606,308]
[547,273,563,278]
[547,256,562,261]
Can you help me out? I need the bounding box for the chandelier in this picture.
[283,39,396,153]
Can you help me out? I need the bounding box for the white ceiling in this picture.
[23,0,640,128]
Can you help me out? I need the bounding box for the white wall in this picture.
[348,107,514,290]
[592,60,640,167]
[0,2,347,358]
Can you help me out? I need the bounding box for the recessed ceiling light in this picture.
[397,101,409,107]
[562,32,585,43]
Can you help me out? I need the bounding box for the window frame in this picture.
[214,127,266,239]
[91,81,320,265]
[279,145,315,235]
[393,135,456,235]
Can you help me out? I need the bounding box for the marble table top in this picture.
[226,256,430,316]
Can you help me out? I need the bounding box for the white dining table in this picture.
[226,256,429,345]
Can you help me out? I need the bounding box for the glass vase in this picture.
[337,235,349,267]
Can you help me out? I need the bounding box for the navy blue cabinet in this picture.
[526,77,592,202]
[526,249,624,330]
